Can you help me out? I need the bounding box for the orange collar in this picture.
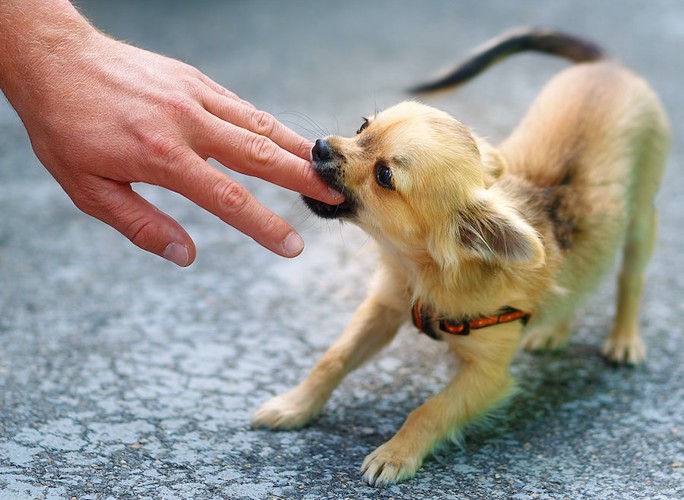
[411,301,531,340]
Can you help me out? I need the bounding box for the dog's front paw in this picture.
[361,441,422,487]
[601,336,646,365]
[521,332,568,352]
[521,324,569,353]
[252,388,324,430]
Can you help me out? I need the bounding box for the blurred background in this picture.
[1,1,682,498]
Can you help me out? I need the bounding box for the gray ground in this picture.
[1,1,683,498]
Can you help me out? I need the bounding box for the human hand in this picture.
[1,4,341,266]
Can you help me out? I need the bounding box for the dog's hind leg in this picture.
[602,205,657,364]
[602,126,668,365]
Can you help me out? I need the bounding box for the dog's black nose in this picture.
[312,139,333,162]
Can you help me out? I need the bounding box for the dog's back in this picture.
[500,58,668,211]
[413,27,670,363]
[506,59,668,351]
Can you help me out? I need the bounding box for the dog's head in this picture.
[303,101,544,269]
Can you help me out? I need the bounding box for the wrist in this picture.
[0,0,102,111]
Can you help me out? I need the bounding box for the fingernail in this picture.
[282,231,304,257]
[328,187,343,200]
[163,242,190,267]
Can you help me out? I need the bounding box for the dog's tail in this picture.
[409,27,607,94]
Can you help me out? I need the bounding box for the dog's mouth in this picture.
[302,192,356,219]
[302,139,358,219]
[302,179,357,220]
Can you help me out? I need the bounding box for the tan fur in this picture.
[253,58,669,486]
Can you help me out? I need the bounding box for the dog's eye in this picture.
[356,118,370,135]
[375,161,395,190]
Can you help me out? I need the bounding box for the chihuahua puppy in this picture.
[253,28,670,486]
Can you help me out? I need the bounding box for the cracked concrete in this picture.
[1,0,683,498]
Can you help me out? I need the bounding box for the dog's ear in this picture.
[457,195,545,267]
[474,136,507,186]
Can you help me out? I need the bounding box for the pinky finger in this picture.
[73,178,197,266]
[163,157,305,258]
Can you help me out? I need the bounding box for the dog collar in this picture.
[411,301,531,340]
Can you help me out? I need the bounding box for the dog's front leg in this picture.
[361,322,521,486]
[253,269,407,430]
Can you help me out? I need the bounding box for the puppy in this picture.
[253,28,670,486]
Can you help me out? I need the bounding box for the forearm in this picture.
[0,0,97,112]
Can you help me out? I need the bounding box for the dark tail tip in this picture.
[409,27,607,96]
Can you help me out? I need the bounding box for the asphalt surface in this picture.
[1,1,683,498]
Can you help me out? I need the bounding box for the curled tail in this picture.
[409,27,607,94]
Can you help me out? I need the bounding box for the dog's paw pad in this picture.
[361,443,421,487]
[252,393,318,430]
[601,337,646,365]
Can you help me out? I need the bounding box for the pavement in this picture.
[1,0,683,498]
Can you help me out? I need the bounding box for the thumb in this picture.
[74,180,196,266]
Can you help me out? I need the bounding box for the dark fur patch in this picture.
[496,175,577,252]
[543,186,576,250]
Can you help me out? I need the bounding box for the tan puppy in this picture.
[253,28,670,486]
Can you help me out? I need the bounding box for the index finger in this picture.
[198,93,342,204]
[202,90,312,160]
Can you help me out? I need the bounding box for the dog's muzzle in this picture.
[302,139,357,219]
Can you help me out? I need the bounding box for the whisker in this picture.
[277,111,330,139]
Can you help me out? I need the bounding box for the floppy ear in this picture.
[457,198,545,267]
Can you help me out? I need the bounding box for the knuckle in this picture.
[126,216,158,248]
[160,93,202,125]
[182,63,205,81]
[144,133,188,171]
[178,71,206,97]
[250,109,276,137]
[69,182,103,215]
[259,210,278,232]
[247,134,278,168]
[212,180,250,214]
[295,137,314,159]
[162,93,193,116]
[107,198,159,249]
[259,210,285,238]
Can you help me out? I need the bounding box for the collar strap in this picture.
[411,301,531,340]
